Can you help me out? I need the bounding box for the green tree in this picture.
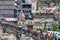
[55,5,60,31]
[43,26,47,32]
[43,21,47,32]
[56,5,60,12]
[53,22,59,31]
[52,0,60,3]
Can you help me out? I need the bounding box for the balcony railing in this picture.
[0,6,15,9]
[0,1,14,6]
[0,0,15,1]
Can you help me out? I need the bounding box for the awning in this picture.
[4,18,18,21]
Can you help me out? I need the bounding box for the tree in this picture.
[55,5,60,31]
[43,21,47,32]
[56,5,60,12]
[53,22,59,31]
[43,26,47,32]
[52,0,60,3]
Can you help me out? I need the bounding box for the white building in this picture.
[31,0,37,13]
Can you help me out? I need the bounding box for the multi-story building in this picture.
[17,0,31,14]
[17,0,37,14]
[16,0,34,20]
[0,0,17,21]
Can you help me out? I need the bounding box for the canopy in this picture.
[4,18,18,21]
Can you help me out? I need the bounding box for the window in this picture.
[22,10,31,13]
[14,13,17,18]
[23,10,28,13]
[25,15,28,19]
[22,4,31,8]
[18,10,21,12]
[22,0,25,3]
[14,9,17,13]
[29,10,31,12]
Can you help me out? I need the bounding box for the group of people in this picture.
[30,29,59,40]
[39,32,59,40]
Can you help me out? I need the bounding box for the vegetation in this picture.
[56,5,60,12]
[52,0,60,3]
[43,21,47,32]
[52,22,59,31]
[43,26,47,32]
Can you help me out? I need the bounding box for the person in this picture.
[33,36,38,40]
[40,32,44,40]
[24,27,28,34]
[20,34,21,38]
[54,33,58,40]
[19,27,23,33]
[19,10,25,21]
[39,28,44,40]
[45,32,50,40]
[28,27,31,35]
[26,38,30,40]
[3,27,6,33]
[43,32,46,40]
[16,33,20,40]
[19,23,23,33]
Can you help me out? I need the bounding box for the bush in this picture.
[53,22,59,31]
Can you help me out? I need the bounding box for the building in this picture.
[17,0,32,14]
[0,0,17,21]
[16,0,37,14]
[31,0,37,13]
[16,0,34,20]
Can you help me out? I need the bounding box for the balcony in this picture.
[0,6,15,9]
[0,9,14,18]
[0,14,14,18]
[0,0,15,1]
[0,1,14,6]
